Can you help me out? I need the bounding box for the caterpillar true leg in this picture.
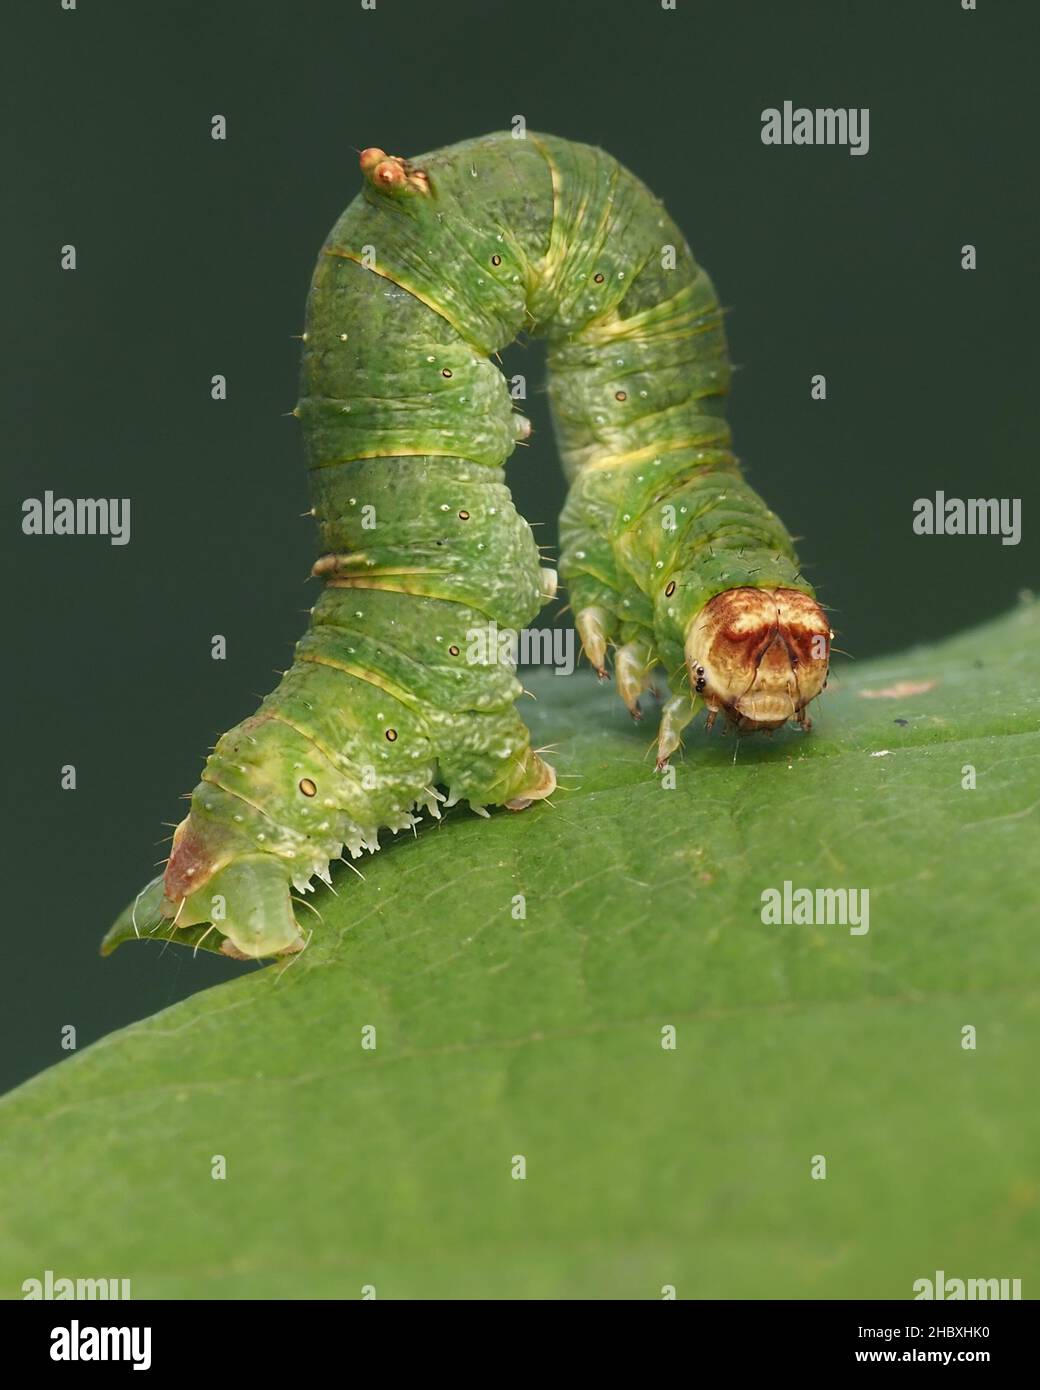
[575,606,614,679]
[655,694,697,770]
[614,639,655,719]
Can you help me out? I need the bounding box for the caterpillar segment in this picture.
[118,130,827,959]
[537,137,832,762]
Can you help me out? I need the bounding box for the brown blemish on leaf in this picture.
[859,680,937,700]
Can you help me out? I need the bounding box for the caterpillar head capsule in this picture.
[685,587,831,733]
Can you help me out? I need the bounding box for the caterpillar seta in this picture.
[119,132,828,960]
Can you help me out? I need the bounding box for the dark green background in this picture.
[3,0,1035,1093]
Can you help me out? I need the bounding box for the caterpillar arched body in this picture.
[125,132,828,960]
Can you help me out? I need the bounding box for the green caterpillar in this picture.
[122,131,828,960]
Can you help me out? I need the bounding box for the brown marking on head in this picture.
[685,587,831,732]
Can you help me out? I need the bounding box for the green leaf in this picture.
[3,600,1038,1299]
